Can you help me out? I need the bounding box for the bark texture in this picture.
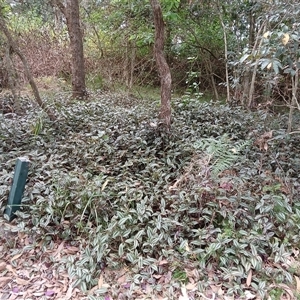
[55,0,86,98]
[150,0,172,129]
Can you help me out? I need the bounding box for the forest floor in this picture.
[1,88,300,300]
[0,218,85,299]
[1,217,219,300]
[1,206,297,300]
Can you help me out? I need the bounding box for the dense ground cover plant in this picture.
[0,93,300,298]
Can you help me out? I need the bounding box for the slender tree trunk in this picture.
[218,5,230,102]
[0,16,56,121]
[129,42,136,90]
[248,23,266,108]
[123,38,136,92]
[205,59,219,101]
[4,45,20,112]
[288,68,299,132]
[123,37,129,86]
[150,0,172,130]
[53,0,86,98]
[242,70,250,106]
[249,9,256,48]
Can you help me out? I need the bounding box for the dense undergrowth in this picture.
[1,92,300,299]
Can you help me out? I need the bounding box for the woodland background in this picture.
[0,0,300,299]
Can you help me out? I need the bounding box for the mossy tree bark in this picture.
[150,0,172,130]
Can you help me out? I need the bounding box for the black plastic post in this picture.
[4,157,30,222]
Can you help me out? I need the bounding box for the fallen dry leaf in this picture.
[64,246,79,254]
[98,274,104,288]
[179,285,189,300]
[246,269,252,287]
[0,277,11,287]
[15,277,30,285]
[10,253,23,262]
[6,265,17,276]
[245,290,256,299]
[117,271,127,285]
[53,241,65,259]
[295,275,300,292]
[63,282,73,300]
[185,282,197,291]
[0,261,7,271]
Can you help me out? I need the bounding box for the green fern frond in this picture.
[194,135,251,178]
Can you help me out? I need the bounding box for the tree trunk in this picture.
[150,0,172,130]
[248,23,266,108]
[54,0,86,98]
[123,38,136,92]
[248,9,256,48]
[218,1,230,102]
[204,59,219,101]
[4,45,20,113]
[0,15,56,121]
[288,68,299,132]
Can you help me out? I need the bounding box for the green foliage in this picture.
[194,134,250,178]
[1,93,300,297]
